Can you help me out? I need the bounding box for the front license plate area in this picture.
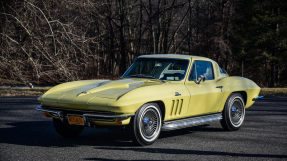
[68,115,84,125]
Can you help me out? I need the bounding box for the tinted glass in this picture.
[189,63,196,80]
[219,67,228,74]
[189,61,214,80]
[123,58,189,81]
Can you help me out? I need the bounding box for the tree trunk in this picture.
[270,61,275,87]
[119,0,126,75]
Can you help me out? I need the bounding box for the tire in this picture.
[128,103,162,146]
[220,93,245,131]
[53,118,84,138]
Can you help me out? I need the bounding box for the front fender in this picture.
[108,83,190,121]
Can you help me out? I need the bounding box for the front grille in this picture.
[88,117,116,122]
[42,106,115,115]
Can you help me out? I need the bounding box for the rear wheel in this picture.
[221,93,245,131]
[53,118,84,138]
[128,103,162,145]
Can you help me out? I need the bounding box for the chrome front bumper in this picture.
[35,106,135,126]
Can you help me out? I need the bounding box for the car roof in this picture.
[138,54,213,61]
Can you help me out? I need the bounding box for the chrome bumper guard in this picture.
[252,96,263,101]
[35,106,135,126]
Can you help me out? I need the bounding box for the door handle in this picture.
[216,86,223,92]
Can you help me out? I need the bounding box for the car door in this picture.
[185,60,224,117]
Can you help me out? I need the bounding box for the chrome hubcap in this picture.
[230,98,244,127]
[143,117,155,135]
[140,107,160,141]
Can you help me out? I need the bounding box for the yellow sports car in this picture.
[36,54,262,145]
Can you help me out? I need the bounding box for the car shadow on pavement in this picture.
[85,147,287,160]
[0,121,223,148]
[85,159,175,161]
[158,124,225,140]
[0,121,134,147]
[1,121,286,160]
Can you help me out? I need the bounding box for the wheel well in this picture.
[152,101,165,121]
[236,91,247,105]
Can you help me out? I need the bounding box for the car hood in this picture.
[60,79,146,98]
[39,78,162,109]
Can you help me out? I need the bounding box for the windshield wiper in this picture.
[127,74,165,83]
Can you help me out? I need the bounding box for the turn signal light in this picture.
[117,119,122,125]
[44,112,48,117]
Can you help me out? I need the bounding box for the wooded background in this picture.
[0,0,286,87]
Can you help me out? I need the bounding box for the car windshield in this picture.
[122,58,189,81]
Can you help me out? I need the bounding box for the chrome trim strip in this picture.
[252,96,264,101]
[35,106,61,118]
[161,113,222,131]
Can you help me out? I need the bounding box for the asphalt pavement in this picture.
[0,96,286,161]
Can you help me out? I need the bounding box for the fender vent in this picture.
[170,99,183,116]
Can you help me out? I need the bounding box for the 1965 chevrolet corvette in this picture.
[36,54,262,145]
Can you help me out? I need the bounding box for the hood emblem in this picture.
[77,91,87,97]
[175,92,181,96]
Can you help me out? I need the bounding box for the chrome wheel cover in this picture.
[229,97,245,127]
[139,105,161,142]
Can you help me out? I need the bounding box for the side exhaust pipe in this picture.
[161,113,222,131]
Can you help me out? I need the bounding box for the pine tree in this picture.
[232,0,287,87]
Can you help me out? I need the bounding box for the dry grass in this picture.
[260,88,287,96]
[0,87,51,97]
[0,78,24,85]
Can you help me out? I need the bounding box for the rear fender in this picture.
[220,77,261,111]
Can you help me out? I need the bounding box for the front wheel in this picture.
[220,93,245,131]
[53,118,84,138]
[128,103,162,145]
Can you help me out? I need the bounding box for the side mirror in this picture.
[195,75,206,84]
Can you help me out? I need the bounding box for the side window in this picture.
[219,67,228,74]
[189,63,196,80]
[189,61,214,80]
